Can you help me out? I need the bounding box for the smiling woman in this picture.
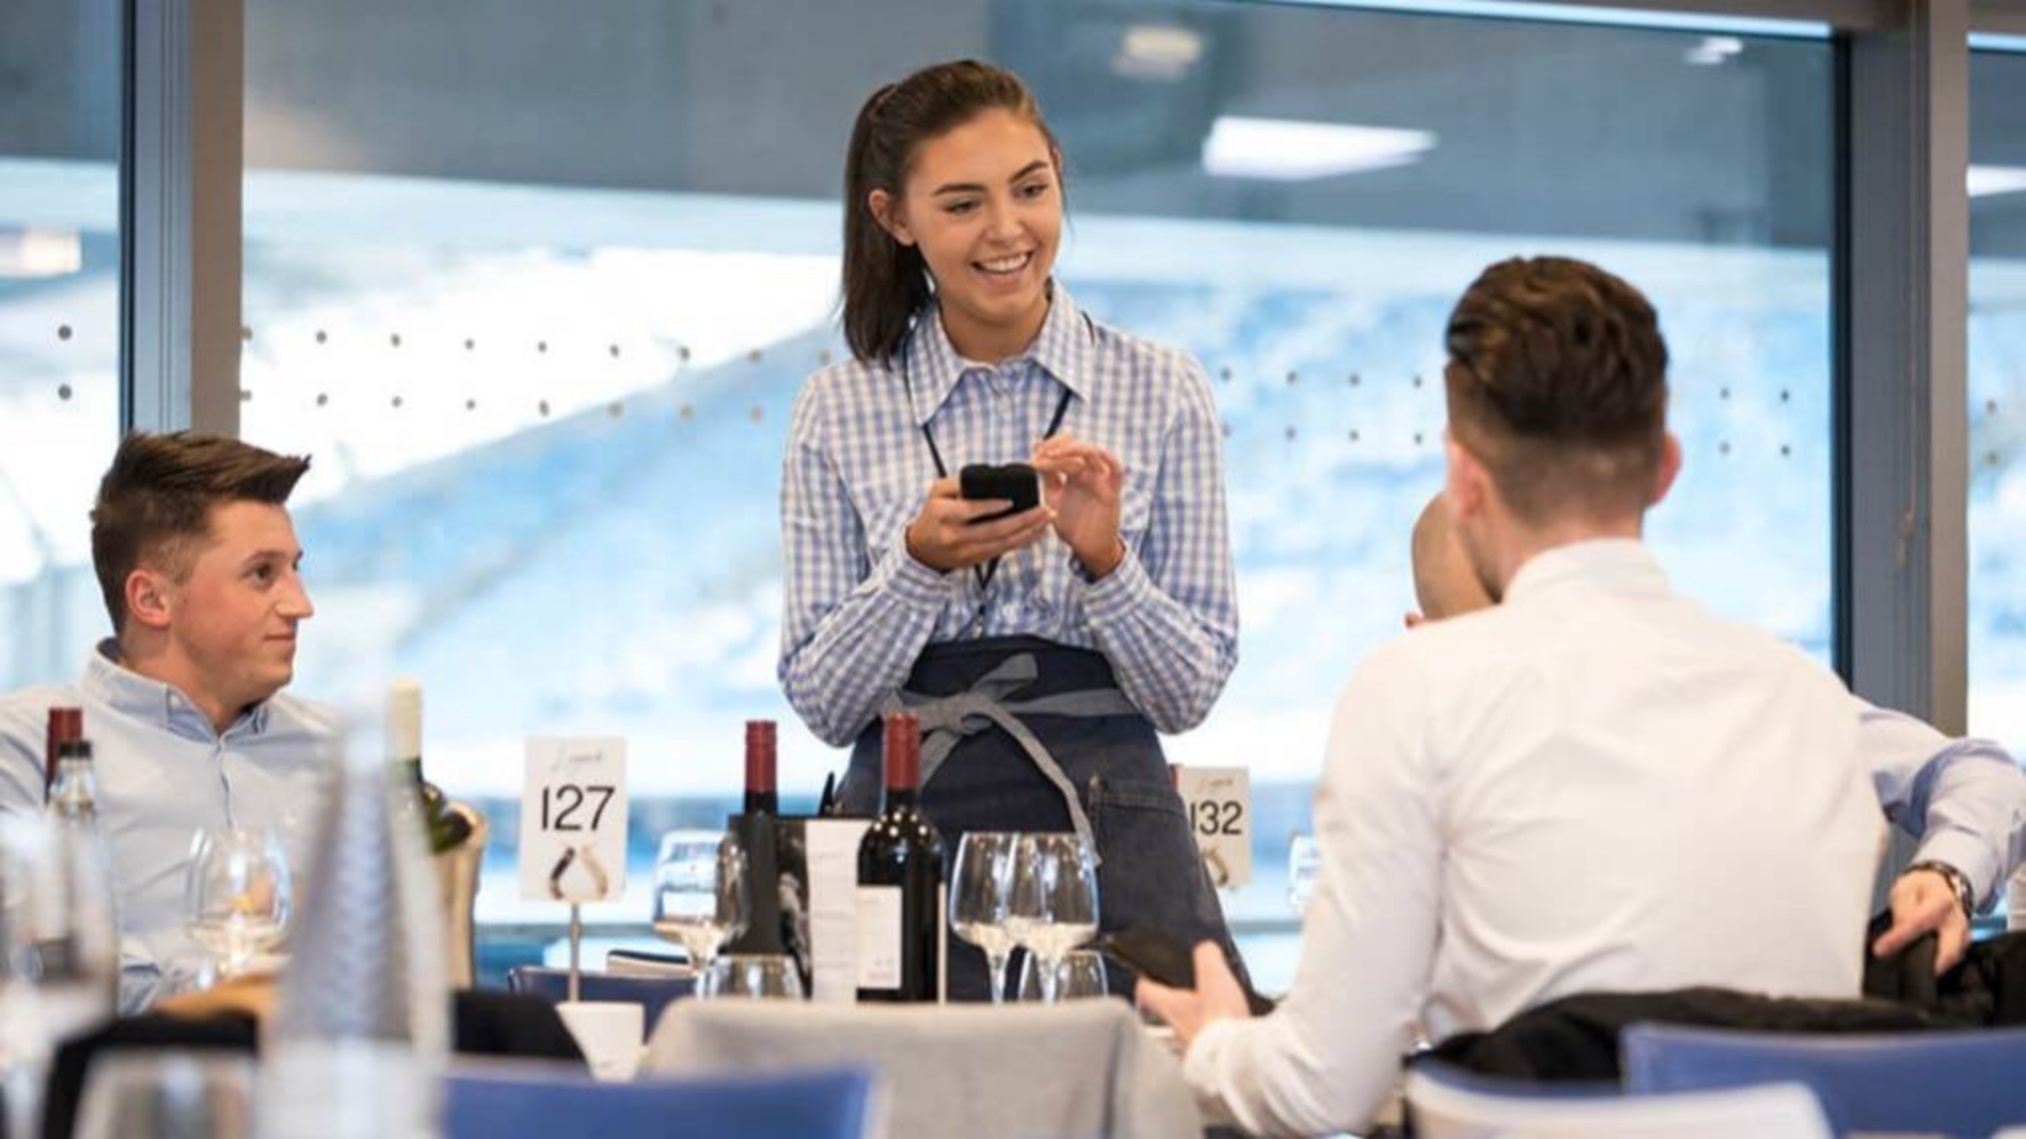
[780,59,1246,1004]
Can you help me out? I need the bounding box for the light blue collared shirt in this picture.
[779,283,1240,746]
[0,641,337,1010]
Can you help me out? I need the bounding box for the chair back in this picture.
[1407,1059,1832,1139]
[645,998,1198,1139]
[505,967,695,1037]
[1622,1023,2026,1138]
[442,1061,875,1139]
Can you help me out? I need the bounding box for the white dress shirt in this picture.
[1184,540,1883,1136]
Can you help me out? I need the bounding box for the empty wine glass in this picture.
[0,813,119,1081]
[184,828,292,980]
[703,953,804,1000]
[1288,833,1322,915]
[650,830,748,981]
[949,832,1019,1004]
[1004,833,1099,1005]
[1017,949,1109,1001]
[74,1051,257,1139]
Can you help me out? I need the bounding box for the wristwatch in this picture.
[1903,860,1976,920]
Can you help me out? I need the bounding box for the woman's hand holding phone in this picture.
[905,476,1051,573]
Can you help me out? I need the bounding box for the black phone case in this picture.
[1099,924,1278,1016]
[959,462,1040,521]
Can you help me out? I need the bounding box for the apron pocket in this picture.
[1083,775,1226,945]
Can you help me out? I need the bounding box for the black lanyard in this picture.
[898,320,1083,595]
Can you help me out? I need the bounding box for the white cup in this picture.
[555,1000,645,1082]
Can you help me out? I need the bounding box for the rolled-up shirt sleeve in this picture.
[1861,700,2026,906]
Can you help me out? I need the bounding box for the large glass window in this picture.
[241,1,1836,988]
[1969,46,2026,749]
[0,0,123,689]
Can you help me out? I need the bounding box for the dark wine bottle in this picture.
[855,712,945,1003]
[743,720,779,815]
[44,706,82,802]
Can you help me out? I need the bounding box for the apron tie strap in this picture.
[881,653,1135,865]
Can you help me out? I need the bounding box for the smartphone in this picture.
[959,462,1040,523]
[1097,923,1278,1016]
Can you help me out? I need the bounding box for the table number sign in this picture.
[521,738,629,903]
[1174,765,1252,890]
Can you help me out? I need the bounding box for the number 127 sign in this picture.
[520,738,628,904]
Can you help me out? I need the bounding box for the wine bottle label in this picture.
[855,885,903,990]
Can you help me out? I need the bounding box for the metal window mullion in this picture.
[122,0,242,438]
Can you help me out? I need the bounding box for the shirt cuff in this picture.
[872,540,954,613]
[1081,543,1155,628]
[1911,829,2002,909]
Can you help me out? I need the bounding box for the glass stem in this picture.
[987,951,1010,1006]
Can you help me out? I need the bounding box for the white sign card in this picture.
[1175,765,1252,890]
[520,737,629,904]
[803,818,872,1004]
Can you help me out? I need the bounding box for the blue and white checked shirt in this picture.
[779,284,1239,747]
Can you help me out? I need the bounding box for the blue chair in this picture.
[443,1063,875,1139]
[1622,1023,2026,1138]
[1407,1060,1831,1139]
[505,967,695,1036]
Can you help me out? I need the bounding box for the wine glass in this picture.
[184,828,292,980]
[74,1051,257,1139]
[1017,949,1109,1002]
[649,830,748,982]
[949,832,1019,1004]
[1004,833,1099,1005]
[0,813,119,1066]
[703,953,804,1000]
[1287,833,1322,915]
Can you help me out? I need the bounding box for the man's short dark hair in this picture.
[90,432,311,635]
[1443,256,1669,524]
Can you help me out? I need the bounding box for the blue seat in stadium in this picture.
[1622,1023,2026,1138]
[443,1063,875,1139]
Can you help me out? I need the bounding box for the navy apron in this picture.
[839,634,1240,1002]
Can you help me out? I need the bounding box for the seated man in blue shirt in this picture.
[0,432,336,1011]
[1408,491,2026,975]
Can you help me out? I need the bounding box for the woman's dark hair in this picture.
[842,59,1060,365]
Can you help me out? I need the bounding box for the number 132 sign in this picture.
[1175,765,1251,890]
[520,738,628,904]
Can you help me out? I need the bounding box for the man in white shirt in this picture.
[1409,493,2026,977]
[1140,257,1886,1135]
[0,432,335,1010]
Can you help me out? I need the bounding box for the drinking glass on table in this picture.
[73,1051,256,1139]
[949,832,1020,1004]
[1287,833,1322,915]
[703,953,804,1000]
[184,828,291,980]
[1004,833,1099,1005]
[650,830,748,984]
[1017,949,1109,1001]
[0,813,120,1076]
